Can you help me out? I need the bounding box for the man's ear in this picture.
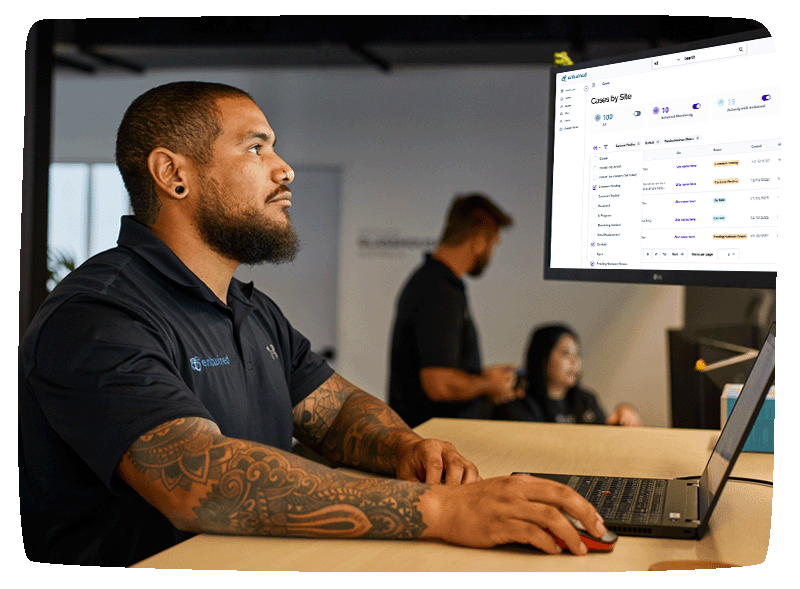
[470,228,490,255]
[472,227,499,255]
[147,147,191,199]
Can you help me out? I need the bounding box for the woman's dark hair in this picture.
[524,323,581,414]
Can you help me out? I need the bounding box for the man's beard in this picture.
[467,253,490,277]
[195,174,300,266]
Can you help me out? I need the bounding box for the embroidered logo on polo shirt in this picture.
[266,345,279,360]
[190,355,231,372]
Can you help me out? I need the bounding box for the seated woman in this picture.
[494,323,642,426]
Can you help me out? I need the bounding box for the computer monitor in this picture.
[544,29,778,288]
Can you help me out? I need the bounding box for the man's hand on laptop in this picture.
[418,474,606,555]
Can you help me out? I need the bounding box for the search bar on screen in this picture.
[652,42,747,70]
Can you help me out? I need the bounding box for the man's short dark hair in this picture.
[439,193,514,246]
[115,81,254,226]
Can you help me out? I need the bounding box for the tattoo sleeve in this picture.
[292,373,420,475]
[118,417,428,539]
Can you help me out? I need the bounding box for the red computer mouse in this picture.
[548,511,618,552]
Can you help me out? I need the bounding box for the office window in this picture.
[48,163,130,290]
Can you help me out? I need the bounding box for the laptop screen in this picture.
[697,323,775,528]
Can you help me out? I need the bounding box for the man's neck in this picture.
[431,245,471,279]
[150,221,238,304]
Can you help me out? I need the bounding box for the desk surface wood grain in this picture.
[131,419,773,571]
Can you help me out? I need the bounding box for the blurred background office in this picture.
[23,16,777,428]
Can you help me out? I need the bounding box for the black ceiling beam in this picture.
[346,41,391,73]
[80,46,146,73]
[54,54,97,73]
[57,16,558,46]
[53,15,764,49]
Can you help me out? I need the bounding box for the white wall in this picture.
[53,65,683,426]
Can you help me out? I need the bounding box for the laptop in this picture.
[513,322,775,540]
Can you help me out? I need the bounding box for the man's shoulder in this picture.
[58,246,142,289]
[395,267,463,322]
[44,248,162,315]
[397,264,438,305]
[405,260,460,298]
[403,258,450,288]
[22,248,163,353]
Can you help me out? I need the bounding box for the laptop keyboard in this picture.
[575,476,667,524]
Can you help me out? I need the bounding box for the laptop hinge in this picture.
[686,481,699,520]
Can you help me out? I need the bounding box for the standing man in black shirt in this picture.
[389,194,523,428]
[19,82,605,566]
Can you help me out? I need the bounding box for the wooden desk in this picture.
[131,419,773,571]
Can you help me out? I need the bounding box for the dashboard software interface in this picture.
[549,35,779,275]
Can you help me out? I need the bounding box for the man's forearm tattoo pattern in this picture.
[125,417,427,539]
[292,374,415,475]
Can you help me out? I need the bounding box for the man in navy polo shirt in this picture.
[19,82,605,566]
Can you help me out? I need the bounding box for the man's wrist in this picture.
[416,482,448,540]
[390,430,424,471]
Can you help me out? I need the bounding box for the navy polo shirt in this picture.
[18,215,334,566]
[388,254,493,428]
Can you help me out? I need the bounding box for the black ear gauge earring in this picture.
[175,186,185,195]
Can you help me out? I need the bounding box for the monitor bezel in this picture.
[543,28,777,289]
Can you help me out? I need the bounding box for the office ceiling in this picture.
[52,16,765,75]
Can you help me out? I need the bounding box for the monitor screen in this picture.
[544,29,778,288]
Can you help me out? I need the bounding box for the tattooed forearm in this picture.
[320,391,417,475]
[292,373,354,447]
[292,374,419,476]
[119,417,428,539]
